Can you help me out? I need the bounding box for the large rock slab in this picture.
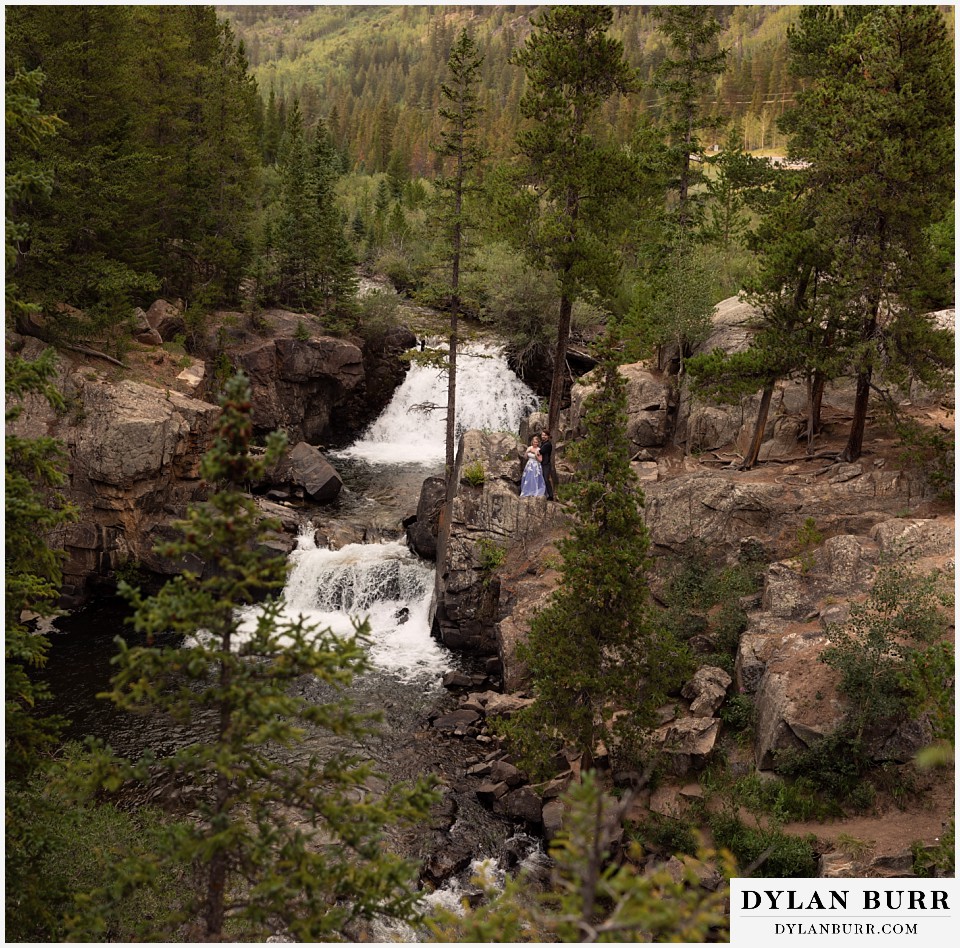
[70,379,219,489]
[211,310,376,444]
[643,467,936,562]
[406,476,447,561]
[11,374,221,603]
[691,296,763,359]
[434,430,569,654]
[569,363,674,452]
[282,442,343,502]
[748,624,847,769]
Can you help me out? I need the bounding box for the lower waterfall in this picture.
[237,530,447,682]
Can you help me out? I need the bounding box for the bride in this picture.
[520,436,547,498]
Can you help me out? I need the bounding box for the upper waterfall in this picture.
[339,341,539,465]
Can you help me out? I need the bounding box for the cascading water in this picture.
[279,339,538,679]
[236,530,447,682]
[339,341,540,465]
[38,322,546,922]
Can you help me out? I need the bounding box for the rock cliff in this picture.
[7,302,417,604]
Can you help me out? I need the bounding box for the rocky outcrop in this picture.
[234,325,364,444]
[691,296,761,359]
[8,309,418,604]
[642,466,935,562]
[734,518,953,769]
[681,666,732,717]
[568,363,675,453]
[145,298,186,341]
[433,430,570,655]
[10,371,222,604]
[203,310,415,446]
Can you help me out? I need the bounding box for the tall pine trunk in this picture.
[547,190,579,442]
[547,289,574,443]
[840,299,880,462]
[741,381,775,470]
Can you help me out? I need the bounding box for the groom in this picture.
[539,429,554,501]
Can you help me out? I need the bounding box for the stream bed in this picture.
[38,339,544,914]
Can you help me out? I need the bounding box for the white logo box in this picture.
[730,878,957,946]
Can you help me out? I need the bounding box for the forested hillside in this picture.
[221,3,810,172]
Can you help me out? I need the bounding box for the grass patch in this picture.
[710,812,817,878]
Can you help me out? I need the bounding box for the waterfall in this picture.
[339,342,539,465]
[235,532,448,682]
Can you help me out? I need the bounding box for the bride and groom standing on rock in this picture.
[519,430,554,500]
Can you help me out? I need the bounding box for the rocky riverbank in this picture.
[412,296,954,882]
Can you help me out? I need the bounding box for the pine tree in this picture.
[270,100,313,306]
[4,68,75,778]
[651,5,727,233]
[504,334,691,776]
[78,375,434,940]
[432,28,485,495]
[307,118,358,310]
[783,6,954,462]
[510,6,638,440]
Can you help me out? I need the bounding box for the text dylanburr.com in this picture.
[730,879,957,945]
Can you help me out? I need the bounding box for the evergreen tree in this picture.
[510,6,638,440]
[783,5,954,462]
[4,68,75,777]
[432,28,485,494]
[651,5,727,233]
[269,100,312,306]
[5,6,158,329]
[5,5,262,319]
[263,84,281,164]
[504,334,690,776]
[78,375,434,940]
[687,167,837,467]
[5,355,76,779]
[307,118,358,309]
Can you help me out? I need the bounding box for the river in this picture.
[39,338,543,913]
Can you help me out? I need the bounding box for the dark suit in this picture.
[539,438,554,500]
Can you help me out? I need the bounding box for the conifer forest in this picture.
[5,5,956,943]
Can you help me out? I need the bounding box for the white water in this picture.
[233,530,448,682]
[369,856,506,942]
[236,342,537,681]
[338,342,539,465]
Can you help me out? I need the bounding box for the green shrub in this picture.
[794,517,823,573]
[476,538,506,581]
[355,288,400,342]
[710,812,818,877]
[821,562,953,737]
[657,545,764,659]
[634,814,699,857]
[719,694,755,734]
[773,727,876,810]
[294,319,311,341]
[911,819,954,877]
[462,459,485,487]
[729,772,839,823]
